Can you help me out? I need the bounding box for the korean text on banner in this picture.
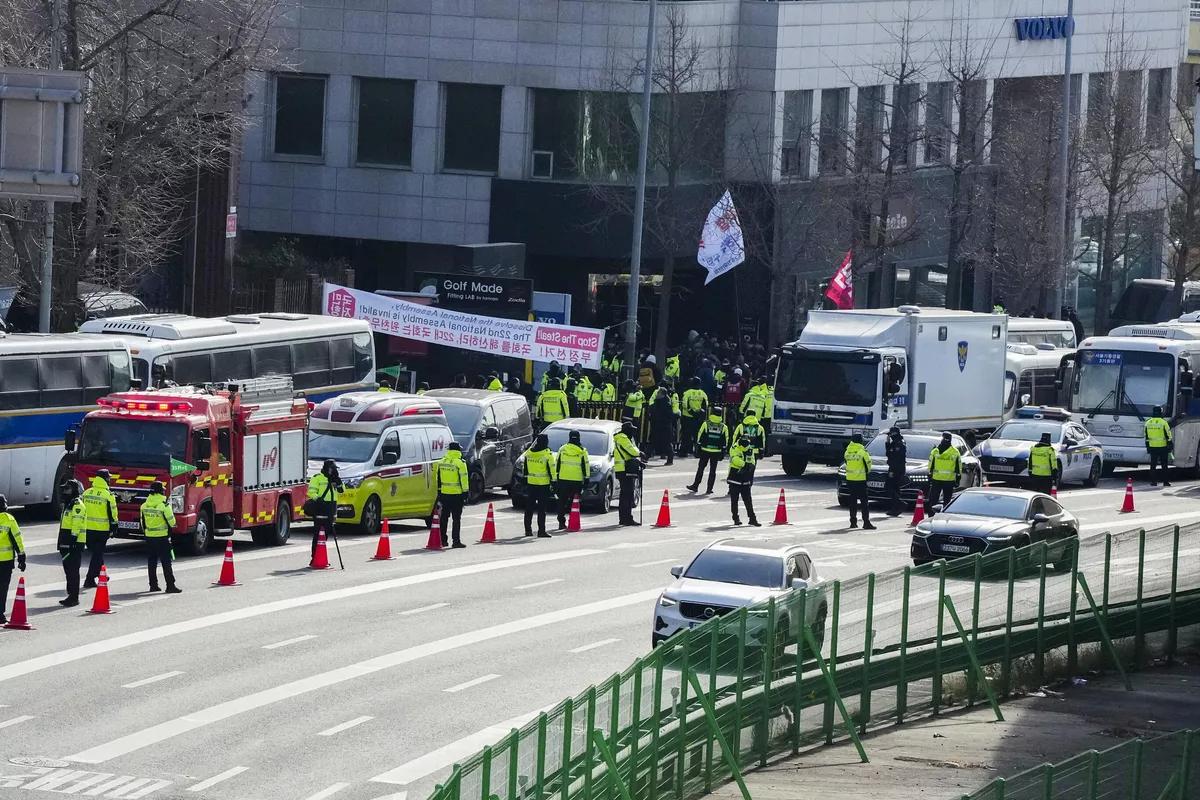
[323,283,604,369]
[696,190,745,286]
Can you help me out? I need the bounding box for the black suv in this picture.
[424,389,534,502]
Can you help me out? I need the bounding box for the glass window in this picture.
[172,354,213,386]
[215,349,252,384]
[1087,72,1111,142]
[684,549,784,589]
[782,90,813,178]
[352,332,374,383]
[80,419,188,467]
[255,345,292,377]
[131,357,149,390]
[357,78,414,166]
[82,354,111,404]
[958,80,987,161]
[818,88,849,175]
[308,430,377,463]
[443,83,502,173]
[381,431,401,458]
[292,340,331,390]
[330,337,355,384]
[41,356,83,407]
[993,420,1064,443]
[925,81,951,164]
[855,85,883,171]
[1072,350,1174,416]
[400,432,422,463]
[218,428,232,462]
[943,491,1029,519]
[0,357,39,411]
[541,426,610,454]
[492,398,517,429]
[776,352,879,406]
[274,74,326,158]
[890,82,919,167]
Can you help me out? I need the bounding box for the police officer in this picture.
[727,436,761,526]
[377,375,394,392]
[664,353,681,383]
[614,422,642,526]
[622,380,645,428]
[679,378,708,457]
[522,434,557,538]
[884,426,907,517]
[732,413,766,460]
[141,481,181,593]
[82,470,117,589]
[536,378,571,427]
[486,372,503,392]
[572,371,594,408]
[688,411,729,494]
[843,434,875,530]
[599,373,618,404]
[58,479,87,606]
[1145,406,1172,487]
[648,382,678,465]
[0,495,26,623]
[417,382,430,395]
[555,430,590,529]
[435,442,470,548]
[306,460,342,564]
[926,432,961,517]
[1028,432,1060,495]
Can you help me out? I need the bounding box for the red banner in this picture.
[824,250,854,310]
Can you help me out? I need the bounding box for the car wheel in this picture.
[599,479,613,514]
[1084,458,1102,488]
[771,617,789,670]
[1013,534,1033,573]
[468,470,485,504]
[510,493,525,510]
[180,505,213,556]
[809,605,827,652]
[781,455,808,477]
[359,496,382,537]
[837,493,850,508]
[971,470,983,488]
[1101,462,1117,477]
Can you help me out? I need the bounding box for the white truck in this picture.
[771,307,1008,476]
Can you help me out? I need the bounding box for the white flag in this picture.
[696,190,745,285]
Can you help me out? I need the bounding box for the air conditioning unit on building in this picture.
[531,150,554,179]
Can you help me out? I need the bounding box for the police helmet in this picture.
[568,430,581,444]
[447,441,462,452]
[1039,432,1052,444]
[850,433,864,444]
[322,459,338,476]
[621,422,636,436]
[62,478,85,503]
[149,480,166,494]
[534,433,550,450]
[941,431,953,442]
[96,469,111,481]
[1153,406,1164,417]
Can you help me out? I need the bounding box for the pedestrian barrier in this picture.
[424,522,1200,800]
[958,729,1199,800]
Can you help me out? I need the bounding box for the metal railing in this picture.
[426,521,1200,800]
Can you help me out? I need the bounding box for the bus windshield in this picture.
[1072,350,1174,417]
[776,352,880,407]
[79,418,188,468]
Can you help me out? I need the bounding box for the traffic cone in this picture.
[1049,484,1058,499]
[88,566,114,614]
[3,577,33,630]
[772,488,789,525]
[566,495,582,532]
[213,540,239,586]
[653,489,672,528]
[426,507,444,551]
[1120,477,1136,513]
[910,491,926,526]
[478,503,497,543]
[371,518,394,560]
[310,531,332,569]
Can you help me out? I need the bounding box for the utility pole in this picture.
[623,0,656,382]
[1052,0,1074,317]
[40,0,62,333]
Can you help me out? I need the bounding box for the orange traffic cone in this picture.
[371,518,394,561]
[653,489,672,528]
[772,488,788,525]
[1049,484,1058,499]
[567,495,582,532]
[1120,477,1136,513]
[478,503,496,543]
[910,491,926,526]
[310,531,332,569]
[213,540,239,585]
[88,566,114,614]
[426,507,444,551]
[3,577,33,630]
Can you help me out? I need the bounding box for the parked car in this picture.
[975,406,1103,487]
[836,431,982,509]
[423,388,534,503]
[509,418,633,513]
[909,487,1079,569]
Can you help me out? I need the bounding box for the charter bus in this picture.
[1006,317,1078,349]
[0,332,133,509]
[1056,320,1200,474]
[78,313,376,401]
[1004,343,1069,420]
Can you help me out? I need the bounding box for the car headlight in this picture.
[342,476,363,489]
[914,524,931,537]
[911,473,930,482]
[169,484,185,513]
[658,593,678,607]
[986,534,1014,542]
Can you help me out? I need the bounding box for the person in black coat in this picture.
[884,425,907,517]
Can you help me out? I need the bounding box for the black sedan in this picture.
[909,487,1079,569]
[837,431,982,509]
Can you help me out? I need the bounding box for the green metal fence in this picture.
[961,729,1199,800]
[428,522,1200,800]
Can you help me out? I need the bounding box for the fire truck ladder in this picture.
[218,375,296,402]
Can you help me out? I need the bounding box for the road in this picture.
[0,458,1194,800]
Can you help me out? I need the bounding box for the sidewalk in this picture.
[712,662,1200,800]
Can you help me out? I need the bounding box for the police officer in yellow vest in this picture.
[141,481,181,593]
[688,411,729,494]
[614,422,642,526]
[82,470,117,589]
[0,494,26,624]
[664,354,681,383]
[727,437,761,526]
[732,414,766,461]
[679,378,709,457]
[1028,432,1060,495]
[377,375,394,392]
[523,434,557,538]
[555,430,591,529]
[486,372,503,392]
[622,380,644,427]
[926,433,961,517]
[57,479,87,607]
[1145,406,1173,487]
[435,442,470,548]
[600,375,618,403]
[843,434,876,530]
[306,460,342,564]
[536,378,571,427]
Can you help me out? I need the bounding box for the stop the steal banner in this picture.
[323,283,604,369]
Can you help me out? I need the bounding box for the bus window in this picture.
[41,355,84,407]
[352,332,373,382]
[255,345,292,377]
[132,357,150,389]
[83,354,111,403]
[330,337,355,385]
[293,340,331,390]
[1003,371,1016,411]
[173,353,214,385]
[216,349,252,383]
[111,352,132,392]
[0,358,40,411]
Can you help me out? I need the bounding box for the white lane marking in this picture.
[514,578,563,590]
[372,793,409,800]
[122,671,184,689]
[400,602,448,616]
[263,635,317,650]
[1081,511,1200,532]
[318,716,374,736]
[0,549,602,685]
[818,560,849,567]
[116,596,169,608]
[568,638,620,654]
[631,558,679,568]
[65,588,660,764]
[303,783,352,800]
[443,674,500,694]
[253,575,280,582]
[187,766,249,792]
[0,715,34,729]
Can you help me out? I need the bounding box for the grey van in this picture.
[424,388,534,502]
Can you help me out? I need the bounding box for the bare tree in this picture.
[1151,68,1200,311]
[0,0,282,328]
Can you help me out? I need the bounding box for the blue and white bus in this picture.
[78,312,376,401]
[0,333,133,508]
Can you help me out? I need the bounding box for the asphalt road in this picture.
[0,457,1195,800]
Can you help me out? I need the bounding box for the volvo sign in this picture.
[1014,16,1075,41]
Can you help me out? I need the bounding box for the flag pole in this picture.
[623,0,657,383]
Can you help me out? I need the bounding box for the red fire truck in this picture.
[66,376,310,555]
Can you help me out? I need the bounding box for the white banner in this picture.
[696,189,745,285]
[323,283,604,369]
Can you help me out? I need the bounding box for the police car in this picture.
[975,407,1104,487]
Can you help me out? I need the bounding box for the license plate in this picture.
[807,437,831,445]
[867,480,885,489]
[117,520,140,530]
[940,544,970,554]
[989,465,1015,473]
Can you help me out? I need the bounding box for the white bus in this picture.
[1004,343,1069,420]
[78,313,376,400]
[1057,321,1200,473]
[1006,318,1078,349]
[0,333,133,509]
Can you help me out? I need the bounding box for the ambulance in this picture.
[307,392,453,535]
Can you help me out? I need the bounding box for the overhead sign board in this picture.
[0,67,86,202]
[413,272,532,320]
[1013,16,1074,41]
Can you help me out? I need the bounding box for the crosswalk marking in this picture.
[187,766,249,792]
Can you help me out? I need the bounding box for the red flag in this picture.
[824,250,854,310]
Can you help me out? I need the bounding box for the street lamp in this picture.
[623,0,657,381]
